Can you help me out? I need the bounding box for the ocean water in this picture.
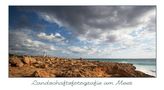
[86,59,156,76]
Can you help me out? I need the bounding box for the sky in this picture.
[9,6,156,58]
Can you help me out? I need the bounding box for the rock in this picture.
[23,56,36,64]
[32,70,50,77]
[36,61,43,64]
[33,63,40,68]
[9,57,24,67]
[30,57,37,63]
[9,54,153,77]
[23,57,30,64]
[33,63,48,68]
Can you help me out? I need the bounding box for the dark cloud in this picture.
[20,6,155,42]
[9,6,156,58]
[105,35,118,42]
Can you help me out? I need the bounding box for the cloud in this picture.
[39,13,63,27]
[68,45,102,56]
[69,46,87,53]
[17,6,155,40]
[9,6,156,58]
[23,38,56,51]
[9,29,56,55]
[9,29,31,50]
[32,7,154,32]
[28,6,155,47]
[37,32,65,42]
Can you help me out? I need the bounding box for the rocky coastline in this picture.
[9,54,153,77]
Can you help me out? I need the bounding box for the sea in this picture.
[86,58,156,76]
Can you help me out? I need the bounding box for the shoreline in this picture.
[86,58,156,77]
[9,54,153,77]
[134,65,156,76]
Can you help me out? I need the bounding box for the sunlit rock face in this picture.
[9,54,153,77]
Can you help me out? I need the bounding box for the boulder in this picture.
[23,57,30,64]
[23,56,36,64]
[9,54,153,77]
[32,70,50,77]
[9,57,24,67]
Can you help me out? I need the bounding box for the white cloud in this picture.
[9,29,56,55]
[10,6,156,58]
[24,38,56,51]
[37,32,65,42]
[69,46,87,53]
[34,6,155,40]
[35,7,156,58]
[39,13,64,27]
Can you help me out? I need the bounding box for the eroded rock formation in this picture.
[9,54,153,77]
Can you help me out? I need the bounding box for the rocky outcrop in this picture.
[9,56,24,67]
[32,70,51,77]
[23,56,36,64]
[9,54,153,77]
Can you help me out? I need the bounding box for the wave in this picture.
[134,64,156,76]
[87,59,156,76]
